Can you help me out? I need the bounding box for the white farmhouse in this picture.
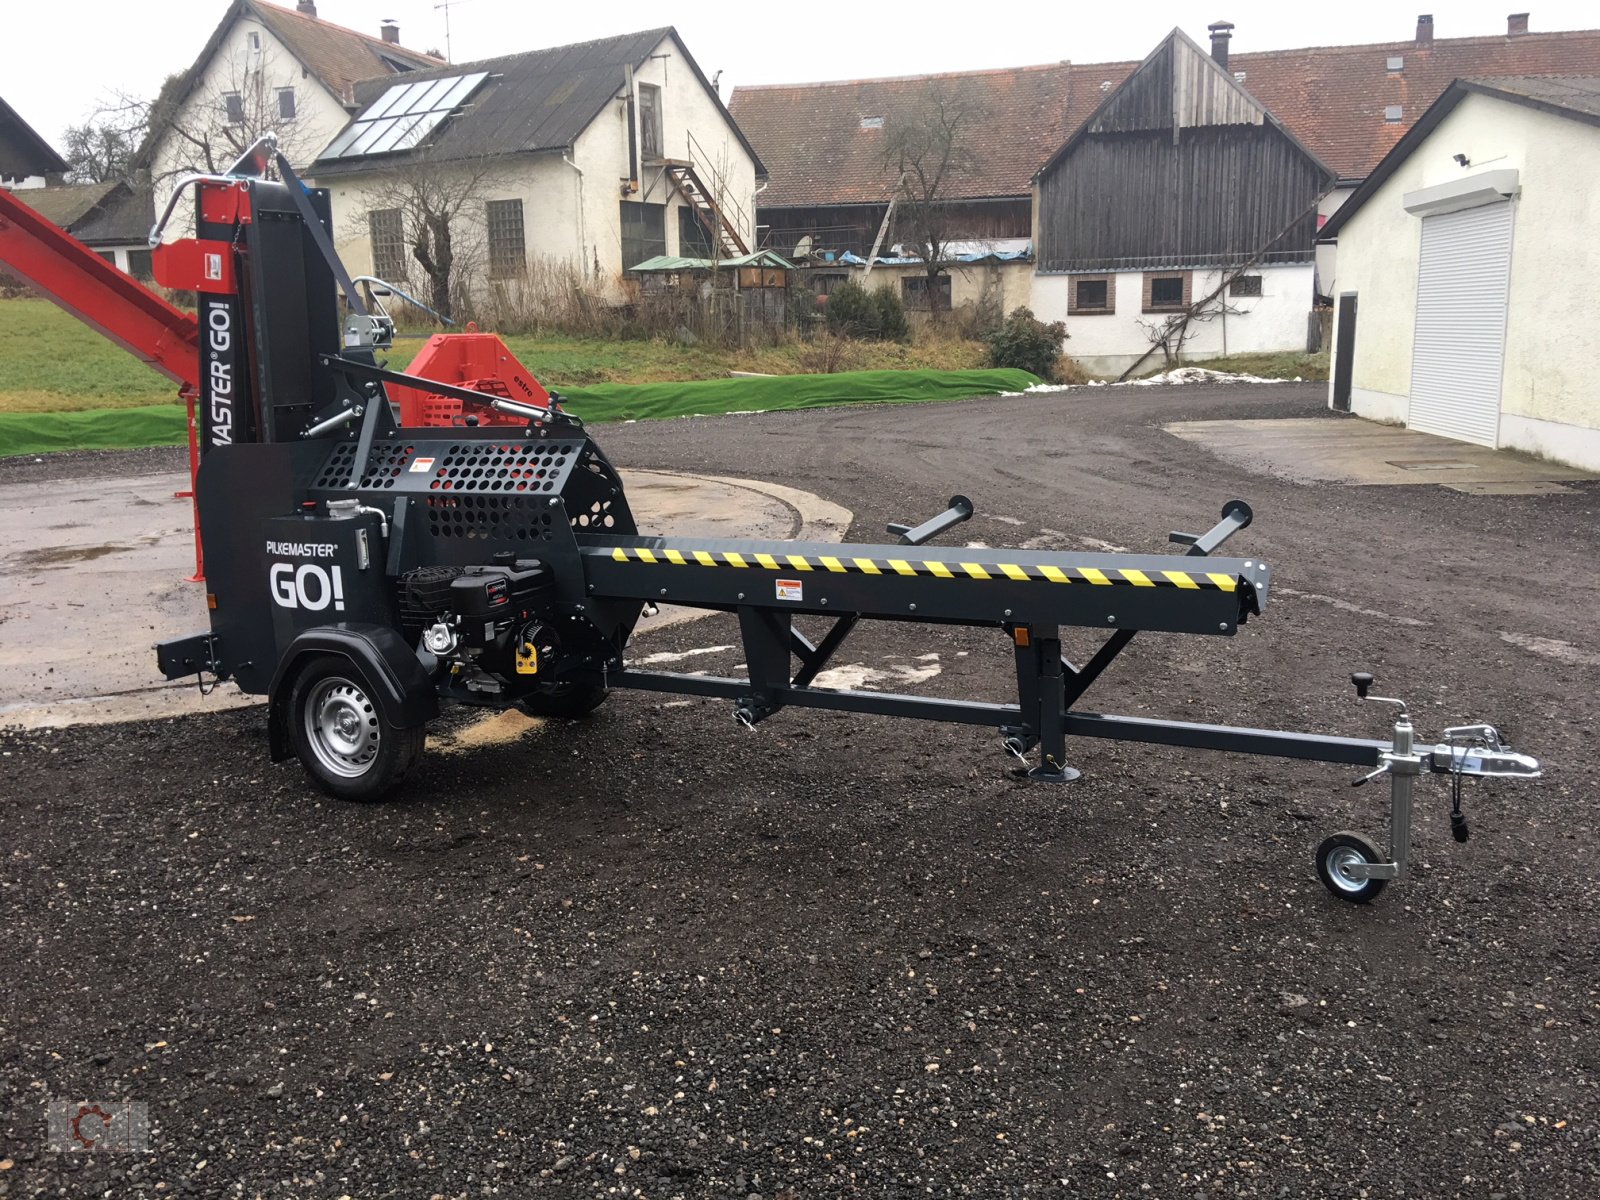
[305,28,765,308]
[143,0,440,221]
[1318,76,1600,471]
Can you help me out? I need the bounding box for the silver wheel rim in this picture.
[304,676,380,779]
[1326,845,1372,894]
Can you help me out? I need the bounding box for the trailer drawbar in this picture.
[91,138,1537,905]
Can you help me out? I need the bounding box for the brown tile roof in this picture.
[1231,29,1600,180]
[731,24,1600,208]
[731,61,1136,208]
[1320,75,1600,242]
[250,1,443,105]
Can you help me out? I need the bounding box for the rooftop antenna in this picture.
[433,0,471,61]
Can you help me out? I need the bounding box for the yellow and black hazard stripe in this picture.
[605,546,1237,591]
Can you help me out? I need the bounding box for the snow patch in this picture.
[812,655,942,691]
[997,383,1077,396]
[1088,367,1286,387]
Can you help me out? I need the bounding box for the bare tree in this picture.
[61,99,148,184]
[347,152,513,322]
[1135,280,1248,368]
[881,85,982,318]
[1115,202,1323,381]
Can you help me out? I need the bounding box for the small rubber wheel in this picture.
[516,683,608,719]
[287,655,424,802]
[1315,831,1389,904]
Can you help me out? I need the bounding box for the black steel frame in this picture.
[594,498,1394,779]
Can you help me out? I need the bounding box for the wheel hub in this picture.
[1326,846,1370,893]
[305,677,381,778]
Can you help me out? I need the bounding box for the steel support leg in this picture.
[1029,631,1079,783]
[735,607,792,724]
[1388,772,1414,880]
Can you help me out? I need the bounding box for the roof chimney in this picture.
[1507,12,1529,36]
[1415,14,1433,46]
[1208,20,1235,69]
[296,0,316,15]
[380,18,400,44]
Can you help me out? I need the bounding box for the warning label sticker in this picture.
[410,457,436,473]
[775,578,803,602]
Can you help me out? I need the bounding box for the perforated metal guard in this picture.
[314,438,585,494]
[308,434,637,557]
[426,495,561,542]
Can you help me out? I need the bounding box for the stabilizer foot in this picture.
[1028,761,1081,783]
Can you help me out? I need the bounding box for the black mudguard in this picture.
[267,623,438,761]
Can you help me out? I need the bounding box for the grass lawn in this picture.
[0,294,1323,420]
[1179,351,1330,381]
[0,296,991,414]
[0,297,183,413]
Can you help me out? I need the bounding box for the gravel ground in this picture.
[3,384,1597,1197]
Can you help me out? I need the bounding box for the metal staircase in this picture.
[664,132,749,260]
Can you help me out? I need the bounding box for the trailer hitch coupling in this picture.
[1315,673,1542,903]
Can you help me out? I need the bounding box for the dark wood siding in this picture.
[1036,123,1330,272]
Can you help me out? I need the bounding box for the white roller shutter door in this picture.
[1408,202,1513,447]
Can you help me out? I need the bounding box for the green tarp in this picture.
[555,368,1041,423]
[0,404,190,457]
[0,368,1043,457]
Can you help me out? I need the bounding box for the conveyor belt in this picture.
[580,534,1269,636]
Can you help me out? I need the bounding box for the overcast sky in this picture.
[8,0,1598,148]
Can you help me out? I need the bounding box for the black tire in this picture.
[1315,831,1389,904]
[286,655,425,802]
[516,682,608,720]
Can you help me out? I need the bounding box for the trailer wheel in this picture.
[288,655,424,802]
[1315,831,1389,904]
[516,683,608,720]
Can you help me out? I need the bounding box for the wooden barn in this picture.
[1031,28,1335,374]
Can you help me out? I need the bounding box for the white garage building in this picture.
[1318,76,1600,471]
